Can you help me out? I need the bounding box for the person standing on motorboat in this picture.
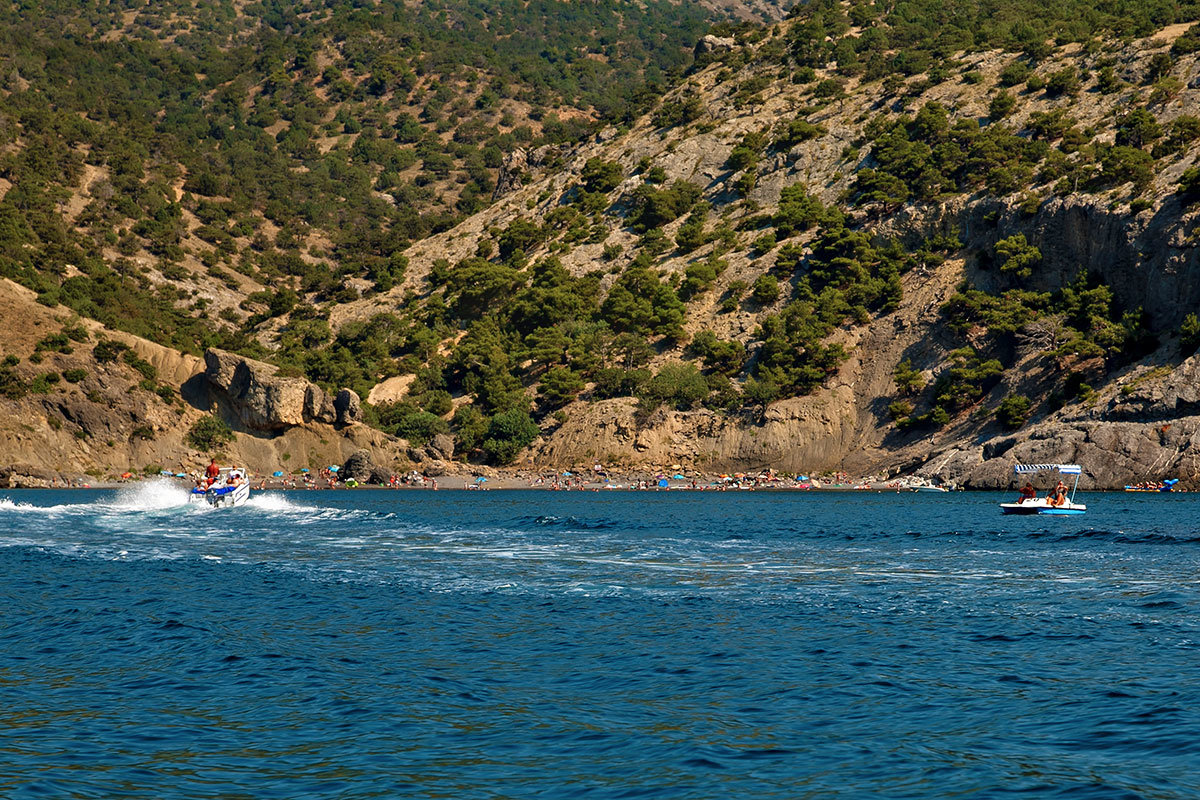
[205,457,220,486]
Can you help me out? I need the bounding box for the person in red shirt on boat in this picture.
[1018,481,1037,503]
[205,457,220,487]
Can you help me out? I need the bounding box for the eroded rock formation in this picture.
[203,349,363,431]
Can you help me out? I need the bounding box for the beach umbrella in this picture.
[272,471,284,477]
[657,478,669,488]
[328,465,340,472]
[120,472,133,479]
[175,473,187,478]
[672,474,686,480]
[561,471,573,477]
[300,468,310,473]
[474,476,487,483]
[159,470,173,476]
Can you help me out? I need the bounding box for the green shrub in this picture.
[998,60,1031,87]
[887,399,914,421]
[988,91,1017,121]
[639,363,709,411]
[1181,313,1200,353]
[0,367,27,399]
[482,409,539,464]
[539,367,585,408]
[994,233,1041,279]
[187,414,235,451]
[30,372,61,394]
[1178,167,1200,204]
[751,274,780,304]
[997,394,1032,429]
[92,340,129,363]
[893,359,925,395]
[62,368,88,383]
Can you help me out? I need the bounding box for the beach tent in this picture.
[272,471,284,477]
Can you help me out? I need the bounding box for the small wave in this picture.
[517,514,620,530]
[1038,529,1200,545]
[109,479,192,511]
[246,493,320,513]
[0,498,37,512]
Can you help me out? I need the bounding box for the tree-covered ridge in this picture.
[784,0,1200,71]
[4,0,1200,468]
[0,0,723,350]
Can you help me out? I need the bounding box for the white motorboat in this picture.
[189,468,251,508]
[1000,463,1086,515]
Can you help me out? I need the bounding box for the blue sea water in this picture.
[1,483,1199,799]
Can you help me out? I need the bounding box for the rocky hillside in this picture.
[5,3,1200,487]
[0,279,411,486]
[329,15,1200,487]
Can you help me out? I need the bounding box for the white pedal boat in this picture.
[1000,463,1086,515]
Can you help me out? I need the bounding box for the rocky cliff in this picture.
[0,280,407,485]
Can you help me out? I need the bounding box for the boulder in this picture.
[493,147,528,199]
[334,388,363,426]
[695,34,736,56]
[0,463,58,488]
[428,433,455,461]
[340,449,375,483]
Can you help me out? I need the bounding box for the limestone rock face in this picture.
[305,385,337,425]
[491,146,560,200]
[695,34,736,56]
[204,348,349,432]
[493,147,528,199]
[334,388,363,426]
[1103,356,1200,421]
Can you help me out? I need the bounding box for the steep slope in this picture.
[324,16,1200,485]
[0,279,407,486]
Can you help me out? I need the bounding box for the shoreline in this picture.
[3,476,1183,493]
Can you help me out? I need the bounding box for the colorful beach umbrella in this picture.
[272,471,284,477]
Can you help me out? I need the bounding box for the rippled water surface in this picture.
[2,484,1199,799]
